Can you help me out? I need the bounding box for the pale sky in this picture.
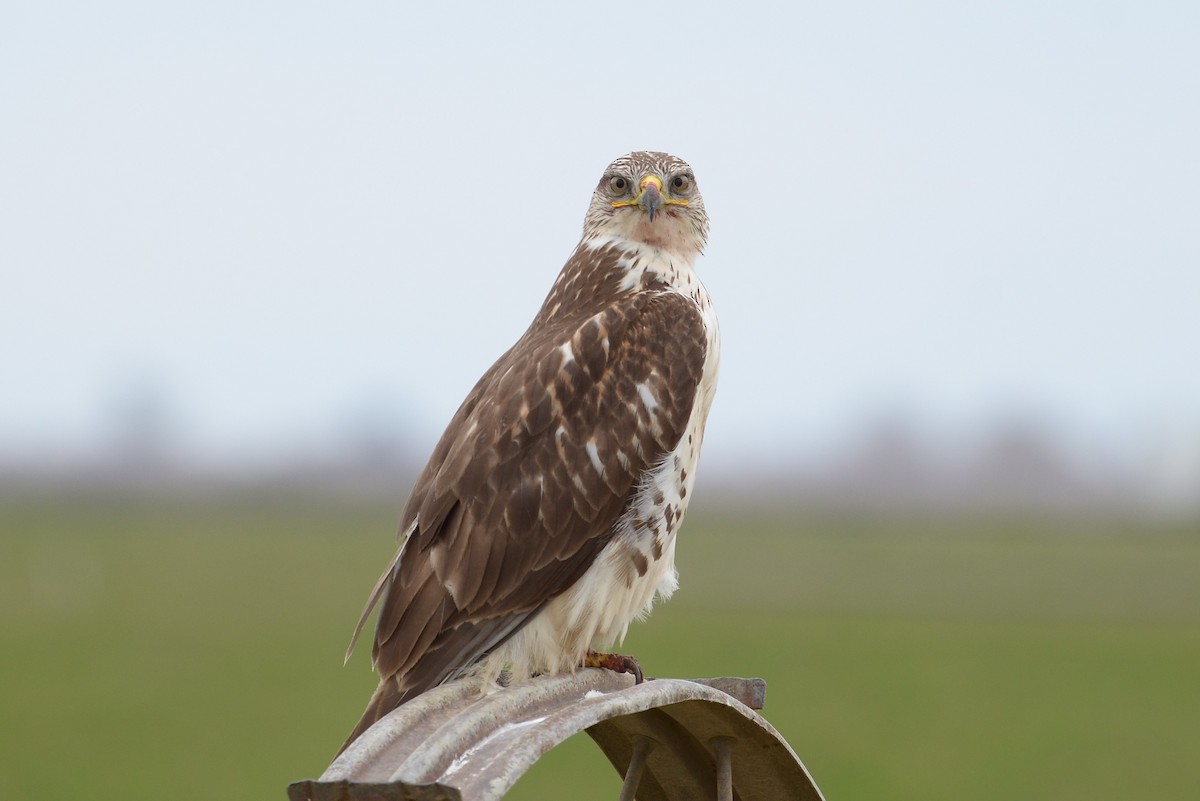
[2,1,1198,470]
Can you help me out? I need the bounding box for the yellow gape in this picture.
[611,175,690,219]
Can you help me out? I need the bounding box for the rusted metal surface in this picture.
[689,676,767,710]
[289,670,824,801]
[287,781,461,801]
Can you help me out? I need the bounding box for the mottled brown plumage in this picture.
[342,152,718,752]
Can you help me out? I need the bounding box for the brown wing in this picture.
[341,289,707,748]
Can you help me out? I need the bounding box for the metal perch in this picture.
[288,670,825,800]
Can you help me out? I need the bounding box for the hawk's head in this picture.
[583,151,709,259]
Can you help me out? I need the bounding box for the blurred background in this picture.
[2,2,1197,800]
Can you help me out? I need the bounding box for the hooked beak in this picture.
[636,175,665,222]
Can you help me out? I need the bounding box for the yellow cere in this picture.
[640,175,663,192]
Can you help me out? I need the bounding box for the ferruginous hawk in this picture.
[341,151,719,751]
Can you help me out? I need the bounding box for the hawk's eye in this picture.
[671,174,692,193]
[608,175,630,194]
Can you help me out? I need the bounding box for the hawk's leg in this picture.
[584,648,645,684]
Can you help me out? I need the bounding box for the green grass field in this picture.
[1,496,1197,800]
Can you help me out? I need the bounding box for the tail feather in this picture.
[337,676,414,756]
[337,608,543,756]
